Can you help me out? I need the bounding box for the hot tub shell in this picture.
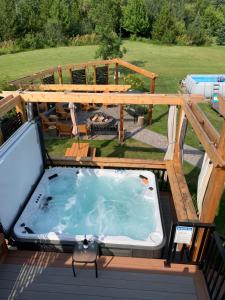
[13,167,165,258]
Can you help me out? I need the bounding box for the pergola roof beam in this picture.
[16,84,131,92]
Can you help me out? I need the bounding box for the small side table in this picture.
[72,241,99,278]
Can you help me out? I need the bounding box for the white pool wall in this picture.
[183,74,225,98]
[14,167,164,249]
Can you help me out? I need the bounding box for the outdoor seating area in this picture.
[0,58,225,300]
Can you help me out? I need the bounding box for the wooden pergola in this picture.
[1,89,225,229]
[9,58,158,141]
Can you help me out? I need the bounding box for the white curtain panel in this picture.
[179,112,188,163]
[197,152,213,216]
[69,103,78,136]
[164,105,177,160]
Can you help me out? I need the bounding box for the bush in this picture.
[17,33,46,50]
[69,33,98,46]
[123,74,145,90]
[0,40,20,55]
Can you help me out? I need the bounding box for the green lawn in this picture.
[1,41,225,92]
[45,137,165,160]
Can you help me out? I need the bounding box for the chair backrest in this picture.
[56,122,72,133]
[39,113,49,123]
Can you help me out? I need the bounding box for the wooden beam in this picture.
[119,104,124,143]
[48,156,167,169]
[2,91,183,106]
[57,66,63,84]
[200,167,225,223]
[0,127,3,145]
[190,103,220,145]
[93,65,96,84]
[61,59,115,72]
[9,59,116,86]
[217,95,225,118]
[16,84,131,92]
[15,98,26,122]
[166,161,197,221]
[183,102,225,167]
[200,120,225,222]
[115,63,119,85]
[10,67,58,85]
[0,95,22,118]
[174,108,186,163]
[115,58,158,79]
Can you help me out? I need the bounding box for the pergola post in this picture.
[115,63,119,85]
[193,121,225,261]
[15,98,26,123]
[93,65,96,84]
[69,68,73,83]
[58,66,63,84]
[0,127,4,145]
[174,108,187,163]
[119,104,124,143]
[147,78,156,125]
[200,121,225,223]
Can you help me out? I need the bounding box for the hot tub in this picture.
[183,74,225,98]
[14,167,165,257]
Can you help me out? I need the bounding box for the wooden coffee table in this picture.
[72,241,99,278]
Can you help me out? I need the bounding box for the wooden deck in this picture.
[0,250,209,300]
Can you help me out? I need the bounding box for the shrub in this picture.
[69,33,98,46]
[123,74,145,90]
[17,33,46,50]
[0,40,19,55]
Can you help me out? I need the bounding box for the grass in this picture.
[45,137,165,160]
[1,41,225,91]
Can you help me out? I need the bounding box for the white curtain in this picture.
[27,103,33,121]
[197,153,213,216]
[164,105,177,160]
[178,112,188,163]
[69,103,78,136]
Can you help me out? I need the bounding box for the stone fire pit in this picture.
[88,112,114,127]
[87,112,118,135]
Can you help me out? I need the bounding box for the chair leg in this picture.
[95,260,98,278]
[72,260,76,277]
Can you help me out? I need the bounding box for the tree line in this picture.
[0,0,225,55]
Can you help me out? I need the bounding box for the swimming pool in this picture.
[14,167,164,256]
[183,74,225,98]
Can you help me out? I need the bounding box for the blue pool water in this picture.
[191,75,225,83]
[27,169,157,241]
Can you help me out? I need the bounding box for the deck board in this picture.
[0,264,197,300]
[0,251,210,300]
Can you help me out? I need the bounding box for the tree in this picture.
[187,13,207,45]
[152,3,177,43]
[122,0,149,36]
[216,21,225,44]
[0,0,17,40]
[203,4,224,35]
[95,30,126,59]
[89,0,126,59]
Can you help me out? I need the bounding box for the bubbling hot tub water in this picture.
[14,167,164,248]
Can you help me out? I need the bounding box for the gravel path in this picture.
[127,127,203,167]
